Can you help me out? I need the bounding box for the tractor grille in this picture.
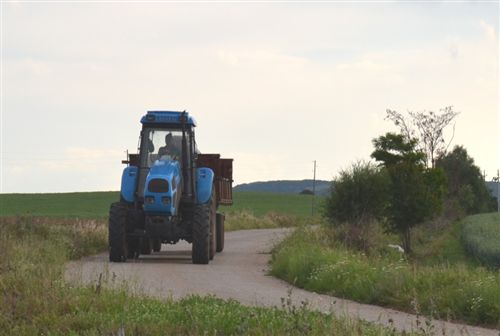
[148,179,169,193]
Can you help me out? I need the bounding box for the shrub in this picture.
[324,161,389,226]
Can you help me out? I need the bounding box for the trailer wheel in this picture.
[216,213,225,252]
[191,202,211,265]
[209,189,217,260]
[109,202,128,262]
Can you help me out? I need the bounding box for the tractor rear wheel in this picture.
[109,202,128,262]
[216,213,225,252]
[152,239,162,252]
[141,238,152,255]
[191,203,210,265]
[127,237,140,259]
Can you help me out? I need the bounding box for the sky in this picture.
[1,1,499,193]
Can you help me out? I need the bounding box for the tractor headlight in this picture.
[145,196,155,204]
[161,196,171,205]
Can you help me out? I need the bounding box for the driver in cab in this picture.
[158,133,181,160]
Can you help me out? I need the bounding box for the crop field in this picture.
[462,213,500,267]
[0,191,119,218]
[0,191,321,219]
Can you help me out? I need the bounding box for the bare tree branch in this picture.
[385,106,459,168]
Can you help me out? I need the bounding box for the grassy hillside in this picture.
[0,191,322,219]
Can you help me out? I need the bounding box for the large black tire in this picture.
[152,239,162,252]
[127,237,140,259]
[109,202,128,262]
[141,238,152,255]
[191,202,210,265]
[209,190,217,260]
[216,213,225,253]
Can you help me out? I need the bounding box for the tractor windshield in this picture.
[141,128,183,167]
[137,125,194,200]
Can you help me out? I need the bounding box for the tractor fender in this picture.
[121,166,138,203]
[196,167,214,204]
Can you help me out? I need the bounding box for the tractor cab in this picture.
[136,111,198,207]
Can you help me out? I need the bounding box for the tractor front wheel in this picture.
[191,203,210,265]
[109,202,128,262]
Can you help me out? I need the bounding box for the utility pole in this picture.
[497,169,499,215]
[311,160,316,216]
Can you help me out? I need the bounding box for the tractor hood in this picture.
[143,159,181,215]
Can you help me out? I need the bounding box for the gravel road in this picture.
[66,228,498,335]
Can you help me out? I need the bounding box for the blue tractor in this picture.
[109,111,233,264]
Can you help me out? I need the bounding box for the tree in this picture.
[324,161,389,225]
[386,106,459,168]
[371,133,446,254]
[436,146,496,215]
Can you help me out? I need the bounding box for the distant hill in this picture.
[234,179,331,196]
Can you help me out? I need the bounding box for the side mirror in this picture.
[148,139,155,153]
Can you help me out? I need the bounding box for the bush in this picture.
[324,161,389,226]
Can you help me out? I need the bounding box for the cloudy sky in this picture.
[1,1,499,193]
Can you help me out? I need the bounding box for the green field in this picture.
[0,191,321,218]
[229,192,321,217]
[0,191,119,218]
[462,213,500,267]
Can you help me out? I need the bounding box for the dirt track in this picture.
[66,228,498,335]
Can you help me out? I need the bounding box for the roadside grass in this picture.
[461,213,500,267]
[411,218,475,267]
[271,224,500,328]
[0,216,405,335]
